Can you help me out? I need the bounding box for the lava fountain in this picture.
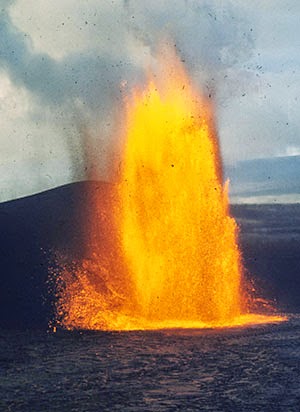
[119,59,242,323]
[55,52,285,331]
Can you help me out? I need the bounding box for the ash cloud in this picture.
[0,1,254,110]
[0,5,142,115]
[1,0,299,201]
[124,1,254,94]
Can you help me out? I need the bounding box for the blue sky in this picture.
[0,0,299,202]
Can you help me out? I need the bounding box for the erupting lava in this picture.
[119,62,241,324]
[55,52,285,331]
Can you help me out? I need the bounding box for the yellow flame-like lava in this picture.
[55,51,285,331]
[118,60,242,324]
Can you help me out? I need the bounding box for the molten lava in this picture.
[55,53,285,331]
[119,66,242,324]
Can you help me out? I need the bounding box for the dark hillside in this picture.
[0,181,109,328]
[0,182,299,328]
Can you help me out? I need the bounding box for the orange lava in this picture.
[55,51,286,331]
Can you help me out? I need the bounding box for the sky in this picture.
[0,0,299,202]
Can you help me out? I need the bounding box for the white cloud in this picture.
[285,146,300,156]
[0,71,75,201]
[1,0,300,201]
[231,194,300,205]
[9,0,130,60]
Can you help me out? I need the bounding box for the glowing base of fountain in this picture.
[78,313,287,332]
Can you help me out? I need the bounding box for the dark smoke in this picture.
[0,1,255,186]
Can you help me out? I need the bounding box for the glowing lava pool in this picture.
[54,50,286,331]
